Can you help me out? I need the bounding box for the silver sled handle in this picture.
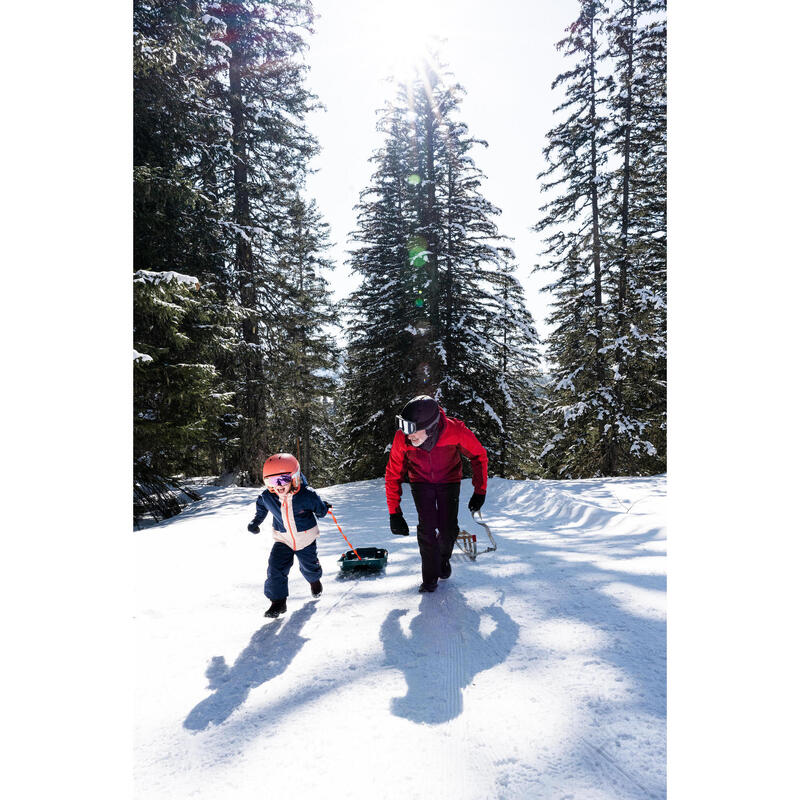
[470,509,497,552]
[455,510,498,560]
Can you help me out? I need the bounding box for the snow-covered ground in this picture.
[134,475,666,799]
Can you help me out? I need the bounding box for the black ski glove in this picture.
[324,501,332,512]
[247,521,260,534]
[468,493,485,513]
[389,512,409,536]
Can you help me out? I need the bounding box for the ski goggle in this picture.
[396,414,438,435]
[264,473,294,488]
[396,416,418,434]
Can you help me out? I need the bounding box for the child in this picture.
[247,453,332,618]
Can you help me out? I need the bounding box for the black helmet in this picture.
[397,395,440,435]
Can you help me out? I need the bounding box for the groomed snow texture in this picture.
[135,475,666,799]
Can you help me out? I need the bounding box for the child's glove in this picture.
[389,512,409,536]
[468,493,485,513]
[247,522,260,534]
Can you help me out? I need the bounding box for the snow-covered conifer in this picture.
[134,0,241,498]
[342,55,543,479]
[535,0,666,477]
[267,197,340,485]
[209,0,321,482]
[479,263,544,477]
[133,271,237,493]
[338,100,418,479]
[135,1,341,497]
[534,0,618,477]
[603,0,667,472]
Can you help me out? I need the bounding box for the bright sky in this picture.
[303,0,577,352]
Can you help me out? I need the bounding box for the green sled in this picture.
[337,546,388,572]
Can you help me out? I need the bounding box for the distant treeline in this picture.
[133,0,665,523]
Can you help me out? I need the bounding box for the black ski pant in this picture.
[410,482,461,587]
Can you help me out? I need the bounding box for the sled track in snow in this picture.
[577,737,660,799]
[446,595,466,721]
[438,589,500,797]
[304,580,361,634]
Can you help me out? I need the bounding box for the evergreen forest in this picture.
[133,0,666,523]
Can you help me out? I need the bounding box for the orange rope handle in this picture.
[328,509,361,561]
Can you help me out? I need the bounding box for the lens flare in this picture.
[408,235,430,267]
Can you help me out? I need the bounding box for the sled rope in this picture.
[328,510,361,560]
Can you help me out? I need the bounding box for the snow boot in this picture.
[418,582,438,593]
[440,560,451,579]
[264,598,287,618]
[310,580,323,598]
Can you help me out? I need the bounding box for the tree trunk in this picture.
[444,160,454,366]
[422,83,440,385]
[618,0,634,318]
[229,23,263,482]
[611,0,636,476]
[588,8,614,475]
[499,278,509,478]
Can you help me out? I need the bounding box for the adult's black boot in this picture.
[418,582,438,593]
[264,598,287,618]
[310,580,323,598]
[440,560,452,579]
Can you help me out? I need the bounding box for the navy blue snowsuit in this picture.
[249,475,329,601]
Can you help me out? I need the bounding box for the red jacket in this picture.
[384,412,488,514]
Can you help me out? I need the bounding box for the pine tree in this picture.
[341,56,542,480]
[604,0,667,471]
[481,263,543,477]
[268,196,340,485]
[134,0,241,500]
[134,1,228,287]
[339,101,418,480]
[134,1,342,503]
[425,68,541,472]
[207,0,322,482]
[133,271,236,493]
[535,0,666,477]
[535,0,617,477]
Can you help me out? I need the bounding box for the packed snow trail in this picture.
[134,476,666,799]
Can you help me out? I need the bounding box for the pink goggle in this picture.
[265,473,294,488]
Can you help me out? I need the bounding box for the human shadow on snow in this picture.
[183,601,317,731]
[380,585,519,725]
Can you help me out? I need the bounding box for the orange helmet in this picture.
[262,453,301,494]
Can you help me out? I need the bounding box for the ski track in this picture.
[134,475,666,799]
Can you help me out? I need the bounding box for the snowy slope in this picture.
[134,475,666,800]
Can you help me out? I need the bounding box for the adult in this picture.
[385,395,488,592]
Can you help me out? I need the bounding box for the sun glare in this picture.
[365,0,447,84]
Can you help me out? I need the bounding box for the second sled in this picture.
[455,510,497,560]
